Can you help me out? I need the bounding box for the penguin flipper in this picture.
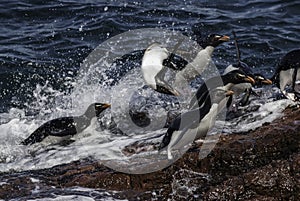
[158,131,173,150]
[189,89,209,110]
[159,126,184,151]
[155,69,180,96]
[21,124,77,145]
[239,88,251,106]
[163,53,188,71]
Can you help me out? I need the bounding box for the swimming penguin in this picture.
[141,43,181,96]
[222,31,272,106]
[224,63,272,106]
[21,103,111,145]
[159,88,234,159]
[189,70,255,109]
[272,49,300,101]
[225,63,272,86]
[224,31,273,83]
[173,34,230,91]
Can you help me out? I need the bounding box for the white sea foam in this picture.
[0,60,176,173]
[20,186,128,201]
[223,87,296,133]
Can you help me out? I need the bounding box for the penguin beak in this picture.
[168,88,180,96]
[261,79,272,85]
[156,85,180,96]
[225,90,234,96]
[219,35,230,42]
[172,90,180,96]
[245,76,256,85]
[102,103,111,109]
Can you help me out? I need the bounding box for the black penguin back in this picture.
[21,127,49,145]
[277,49,300,71]
[272,49,300,85]
[21,103,110,146]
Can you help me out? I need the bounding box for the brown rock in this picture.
[0,107,299,200]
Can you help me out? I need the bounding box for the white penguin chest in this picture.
[195,103,218,139]
[279,68,300,90]
[141,51,168,87]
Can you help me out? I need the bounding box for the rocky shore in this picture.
[1,106,299,200]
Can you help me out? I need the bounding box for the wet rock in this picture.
[204,153,299,200]
[0,107,299,200]
[171,169,211,200]
[0,175,35,199]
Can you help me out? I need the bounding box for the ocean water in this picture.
[0,0,299,200]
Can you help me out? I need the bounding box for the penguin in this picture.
[223,63,272,106]
[224,63,272,90]
[21,103,111,145]
[141,43,181,96]
[173,34,230,92]
[253,73,273,86]
[272,49,300,101]
[141,34,230,96]
[188,69,255,109]
[159,88,234,159]
[224,31,273,84]
[222,31,272,106]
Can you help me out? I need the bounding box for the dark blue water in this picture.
[0,0,299,112]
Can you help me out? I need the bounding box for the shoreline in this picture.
[1,106,299,200]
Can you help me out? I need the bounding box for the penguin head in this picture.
[84,103,111,118]
[253,74,273,86]
[238,61,250,69]
[232,63,272,86]
[202,34,230,48]
[223,70,255,85]
[235,61,254,75]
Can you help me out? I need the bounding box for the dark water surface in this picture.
[0,0,299,112]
